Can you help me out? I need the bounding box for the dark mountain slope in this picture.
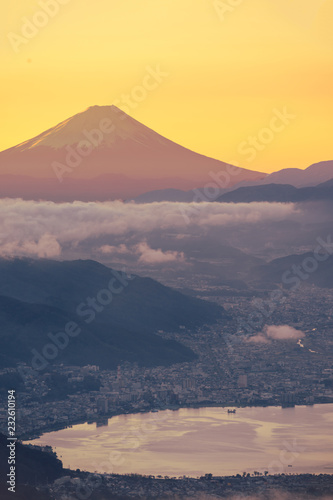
[0,258,224,330]
[0,259,226,369]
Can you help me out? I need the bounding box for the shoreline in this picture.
[20,399,332,442]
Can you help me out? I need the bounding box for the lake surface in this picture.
[26,405,333,477]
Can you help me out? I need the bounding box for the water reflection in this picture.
[26,404,333,477]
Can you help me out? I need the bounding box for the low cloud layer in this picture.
[100,241,185,264]
[0,199,300,260]
[248,325,305,344]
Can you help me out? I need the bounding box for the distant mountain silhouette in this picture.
[231,161,333,191]
[317,177,333,188]
[218,184,299,203]
[0,259,226,369]
[132,166,333,204]
[217,180,333,203]
[247,252,333,289]
[0,106,265,201]
[261,161,333,187]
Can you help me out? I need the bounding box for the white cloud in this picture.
[0,198,300,258]
[0,233,60,258]
[247,334,270,344]
[265,325,305,340]
[247,325,305,344]
[98,241,185,265]
[136,241,185,264]
[99,244,130,255]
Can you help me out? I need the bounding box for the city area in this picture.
[1,284,332,441]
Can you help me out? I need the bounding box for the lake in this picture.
[26,404,333,477]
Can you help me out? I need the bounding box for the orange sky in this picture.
[1,0,332,173]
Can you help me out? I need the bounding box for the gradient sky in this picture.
[2,0,332,173]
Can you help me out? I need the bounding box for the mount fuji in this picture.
[0,106,266,201]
